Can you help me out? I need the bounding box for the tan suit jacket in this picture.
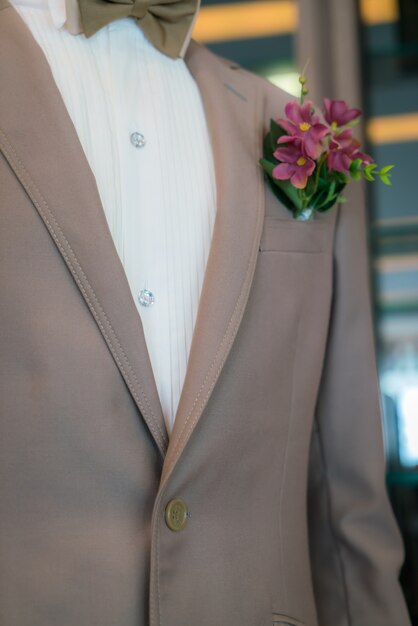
[0,3,411,625]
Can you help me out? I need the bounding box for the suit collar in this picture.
[0,5,265,480]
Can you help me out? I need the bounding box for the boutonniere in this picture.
[259,74,394,221]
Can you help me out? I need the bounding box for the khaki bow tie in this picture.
[64,0,200,58]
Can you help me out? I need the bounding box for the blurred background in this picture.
[193,0,418,621]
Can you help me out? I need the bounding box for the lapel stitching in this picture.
[159,72,264,485]
[0,125,169,457]
[162,192,264,474]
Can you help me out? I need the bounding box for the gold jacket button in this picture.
[164,498,188,531]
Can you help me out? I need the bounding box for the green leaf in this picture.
[262,120,289,157]
[350,169,362,180]
[318,194,340,211]
[259,157,274,176]
[259,157,304,211]
[270,118,287,148]
[364,169,375,182]
[262,132,275,159]
[311,179,338,210]
[380,175,392,186]
[349,158,363,174]
[311,192,331,210]
[325,179,337,203]
[337,195,348,203]
[380,164,395,174]
[331,171,349,186]
[265,176,301,212]
[273,178,304,209]
[315,181,346,212]
[364,163,377,175]
[305,174,317,197]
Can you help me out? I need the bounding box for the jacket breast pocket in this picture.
[272,612,305,626]
[259,216,332,254]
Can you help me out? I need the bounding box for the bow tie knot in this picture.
[75,0,200,58]
[131,0,149,20]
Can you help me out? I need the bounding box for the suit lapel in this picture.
[0,4,170,456]
[0,5,265,472]
[161,43,264,484]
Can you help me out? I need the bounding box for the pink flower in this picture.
[272,142,316,189]
[327,129,372,173]
[276,100,329,160]
[323,97,361,128]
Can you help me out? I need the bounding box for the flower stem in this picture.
[313,153,327,194]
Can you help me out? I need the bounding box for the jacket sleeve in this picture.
[307,179,411,626]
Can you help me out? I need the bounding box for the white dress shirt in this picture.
[9,0,217,436]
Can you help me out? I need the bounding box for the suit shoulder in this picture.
[186,40,293,120]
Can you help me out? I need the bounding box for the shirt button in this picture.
[164,498,189,531]
[138,289,155,307]
[130,131,146,148]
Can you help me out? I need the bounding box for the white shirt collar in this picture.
[48,0,67,29]
[10,0,67,28]
[12,0,80,34]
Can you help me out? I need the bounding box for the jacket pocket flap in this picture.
[259,217,330,253]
